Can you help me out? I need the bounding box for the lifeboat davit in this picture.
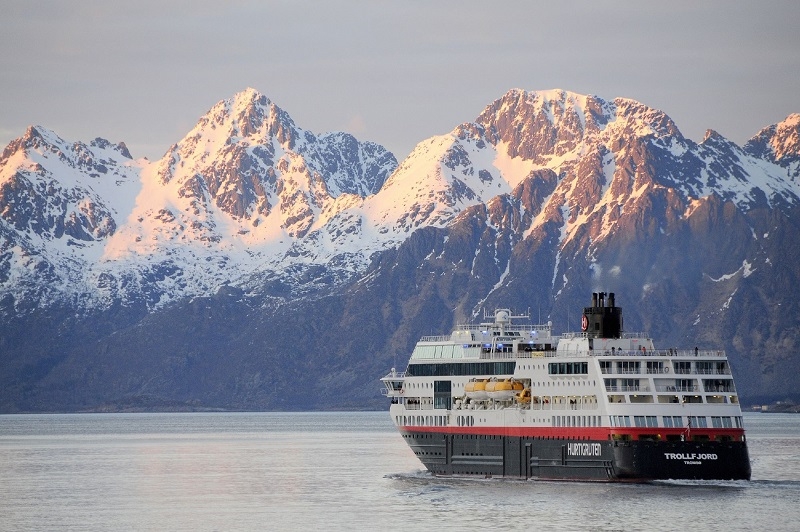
[488,379,523,400]
[464,379,488,400]
[516,388,532,404]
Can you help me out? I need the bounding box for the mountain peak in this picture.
[767,113,799,160]
[744,113,800,165]
[702,129,728,143]
[169,87,301,155]
[89,137,132,159]
[17,124,64,150]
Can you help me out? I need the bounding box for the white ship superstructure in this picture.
[382,292,750,481]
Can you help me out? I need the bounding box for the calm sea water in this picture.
[1,411,798,531]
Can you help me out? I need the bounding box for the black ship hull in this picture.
[401,429,751,481]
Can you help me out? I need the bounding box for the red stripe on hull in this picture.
[400,425,746,441]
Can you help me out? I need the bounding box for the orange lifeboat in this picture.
[464,379,488,400]
[488,379,523,400]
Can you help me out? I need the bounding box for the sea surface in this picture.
[1,411,799,531]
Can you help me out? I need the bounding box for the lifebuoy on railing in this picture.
[665,367,670,373]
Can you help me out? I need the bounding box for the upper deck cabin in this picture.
[409,308,556,361]
[406,292,731,371]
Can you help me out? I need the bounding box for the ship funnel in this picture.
[581,291,623,339]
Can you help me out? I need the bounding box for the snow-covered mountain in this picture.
[0,125,144,309]
[1,87,799,412]
[1,88,397,310]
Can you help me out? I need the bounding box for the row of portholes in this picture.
[552,415,603,427]
[456,415,475,427]
[401,415,448,426]
[405,378,597,391]
[531,380,597,387]
[518,364,548,371]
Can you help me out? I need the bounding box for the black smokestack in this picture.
[582,291,622,338]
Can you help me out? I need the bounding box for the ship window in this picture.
[646,416,658,427]
[663,416,673,428]
[548,362,589,375]
[613,415,631,427]
[634,416,646,427]
[696,361,714,374]
[616,361,640,374]
[434,380,452,410]
[407,361,516,377]
[703,379,734,393]
[674,361,691,374]
[688,416,707,428]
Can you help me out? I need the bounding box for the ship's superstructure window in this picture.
[663,416,683,427]
[703,379,734,392]
[616,361,640,374]
[548,362,588,375]
[634,416,658,428]
[688,416,707,428]
[552,415,600,427]
[600,360,612,374]
[696,361,728,375]
[412,344,482,359]
[407,361,516,377]
[434,380,452,410]
[646,361,664,374]
[711,416,733,428]
[696,361,714,374]
[674,361,692,374]
[455,415,474,427]
[610,416,631,427]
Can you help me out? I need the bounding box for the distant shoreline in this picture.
[750,403,800,414]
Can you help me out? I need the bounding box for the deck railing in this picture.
[472,348,726,360]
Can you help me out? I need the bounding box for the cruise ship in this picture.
[381,292,751,481]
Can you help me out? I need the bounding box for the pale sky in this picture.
[1,1,798,161]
